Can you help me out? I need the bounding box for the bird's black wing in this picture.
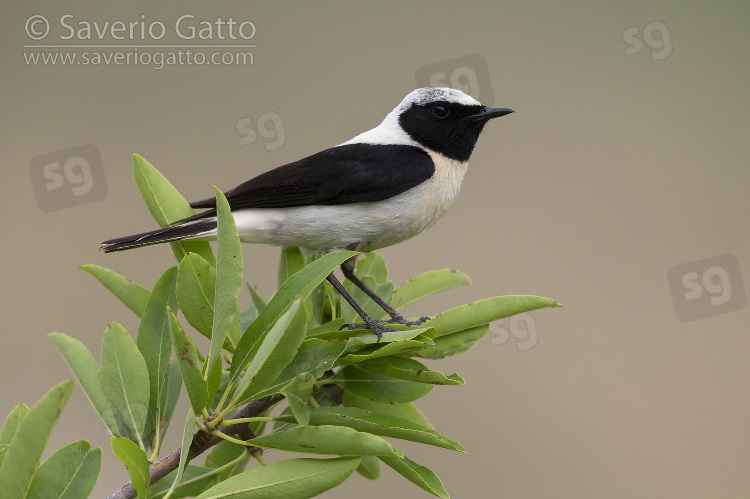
[189,144,435,212]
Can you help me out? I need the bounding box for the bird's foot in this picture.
[386,313,431,326]
[339,317,398,342]
[340,315,430,329]
[339,314,430,339]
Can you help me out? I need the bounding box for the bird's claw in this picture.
[393,315,431,326]
[338,318,399,342]
[339,315,431,335]
[339,316,430,330]
[382,314,431,326]
[339,322,367,331]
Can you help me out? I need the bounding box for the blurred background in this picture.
[2,1,749,497]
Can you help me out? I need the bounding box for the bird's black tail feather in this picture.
[100,218,218,252]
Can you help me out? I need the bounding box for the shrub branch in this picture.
[105,394,283,499]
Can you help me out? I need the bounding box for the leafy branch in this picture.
[0,154,560,499]
[105,394,282,499]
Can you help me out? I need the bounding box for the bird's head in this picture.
[394,87,513,162]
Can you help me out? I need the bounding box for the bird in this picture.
[101,87,514,338]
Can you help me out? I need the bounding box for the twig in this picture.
[104,394,283,499]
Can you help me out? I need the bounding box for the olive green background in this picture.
[2,2,749,497]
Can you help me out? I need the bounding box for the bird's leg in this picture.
[340,257,430,326]
[326,272,394,341]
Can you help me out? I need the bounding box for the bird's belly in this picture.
[232,154,468,252]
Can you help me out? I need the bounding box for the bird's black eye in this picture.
[432,103,450,118]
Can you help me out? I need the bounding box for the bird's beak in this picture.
[466,107,515,122]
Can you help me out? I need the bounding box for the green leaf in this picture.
[323,280,339,321]
[333,364,433,404]
[27,440,102,499]
[356,455,381,480]
[424,295,560,336]
[247,425,396,456]
[248,338,347,401]
[228,250,357,388]
[415,324,490,359]
[204,444,242,468]
[174,254,238,354]
[248,283,267,311]
[49,333,120,436]
[309,324,433,345]
[380,451,449,499]
[204,353,223,412]
[204,440,246,479]
[160,410,196,499]
[278,247,305,287]
[194,457,361,499]
[0,404,29,469]
[302,254,329,327]
[280,373,315,426]
[228,302,243,348]
[334,329,436,366]
[355,356,465,385]
[0,381,74,498]
[233,300,307,403]
[207,187,243,381]
[81,264,151,317]
[341,391,433,428]
[111,437,150,499]
[158,359,182,443]
[305,319,347,338]
[222,459,250,483]
[168,309,207,415]
[147,465,219,499]
[101,322,150,445]
[391,269,471,310]
[176,253,216,340]
[0,404,29,443]
[355,252,389,281]
[137,267,178,447]
[240,284,267,330]
[132,154,215,266]
[274,406,464,452]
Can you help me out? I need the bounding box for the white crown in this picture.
[396,87,481,111]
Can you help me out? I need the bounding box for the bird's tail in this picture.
[100,217,218,252]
